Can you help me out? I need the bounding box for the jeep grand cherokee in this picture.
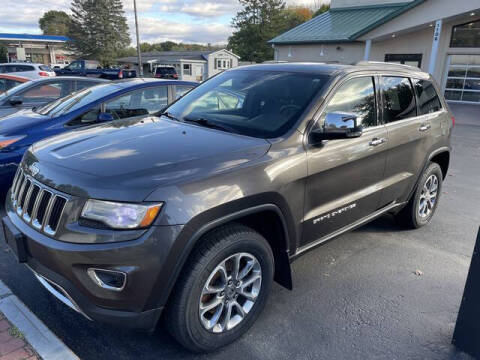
[2,63,453,352]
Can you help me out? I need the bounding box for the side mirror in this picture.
[311,112,363,142]
[9,96,22,106]
[97,112,114,123]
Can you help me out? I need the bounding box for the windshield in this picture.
[34,83,119,116]
[165,70,330,138]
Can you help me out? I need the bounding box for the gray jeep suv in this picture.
[2,63,453,352]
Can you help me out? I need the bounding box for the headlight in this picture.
[0,136,25,150]
[81,200,163,229]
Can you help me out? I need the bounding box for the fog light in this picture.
[87,268,127,292]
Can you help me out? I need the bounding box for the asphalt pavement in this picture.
[0,103,478,359]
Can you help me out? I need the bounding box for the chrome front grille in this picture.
[10,167,68,236]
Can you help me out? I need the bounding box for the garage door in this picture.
[444,54,480,104]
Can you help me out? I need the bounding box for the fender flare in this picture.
[406,146,451,203]
[153,203,293,309]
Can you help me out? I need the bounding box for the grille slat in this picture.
[45,196,67,234]
[14,174,26,204]
[24,185,40,221]
[16,179,30,214]
[9,168,68,236]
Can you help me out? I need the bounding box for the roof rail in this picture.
[355,61,421,70]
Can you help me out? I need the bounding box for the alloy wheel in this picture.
[199,252,262,333]
[418,174,439,218]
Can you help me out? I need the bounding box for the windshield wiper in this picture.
[183,117,240,135]
[160,111,181,122]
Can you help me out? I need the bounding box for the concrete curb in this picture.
[0,280,79,360]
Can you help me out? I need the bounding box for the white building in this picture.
[0,33,70,65]
[270,0,480,104]
[117,49,240,82]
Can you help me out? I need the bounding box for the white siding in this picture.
[207,50,239,78]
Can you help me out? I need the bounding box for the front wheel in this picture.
[396,162,443,229]
[165,224,274,353]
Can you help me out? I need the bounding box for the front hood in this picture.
[0,109,50,135]
[25,116,270,202]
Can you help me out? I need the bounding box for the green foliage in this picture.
[39,10,71,35]
[68,0,130,66]
[0,46,8,63]
[313,4,330,17]
[228,0,317,62]
[282,7,313,33]
[228,0,287,63]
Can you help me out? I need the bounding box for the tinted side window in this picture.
[19,65,34,72]
[412,79,442,115]
[20,81,70,103]
[105,86,168,119]
[382,77,416,123]
[323,77,377,128]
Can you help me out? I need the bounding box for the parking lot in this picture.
[0,103,478,360]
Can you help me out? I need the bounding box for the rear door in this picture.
[302,75,388,247]
[378,75,437,205]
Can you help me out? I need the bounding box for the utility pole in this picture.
[133,0,143,77]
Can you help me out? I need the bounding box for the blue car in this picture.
[0,78,197,190]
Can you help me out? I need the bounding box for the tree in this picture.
[39,10,72,35]
[281,7,313,32]
[313,4,330,17]
[0,46,7,63]
[228,0,287,63]
[68,0,130,66]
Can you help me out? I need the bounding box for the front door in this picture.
[301,75,388,248]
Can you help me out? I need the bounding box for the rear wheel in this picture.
[165,223,274,353]
[397,162,443,229]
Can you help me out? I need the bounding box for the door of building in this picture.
[444,54,480,104]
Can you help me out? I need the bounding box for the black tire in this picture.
[165,223,274,353]
[397,162,443,229]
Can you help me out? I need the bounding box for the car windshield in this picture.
[164,70,330,138]
[34,83,120,116]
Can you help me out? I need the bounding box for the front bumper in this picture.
[3,193,184,331]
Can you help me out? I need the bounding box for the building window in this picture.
[450,20,480,48]
[385,54,422,68]
[215,59,230,70]
[183,64,192,76]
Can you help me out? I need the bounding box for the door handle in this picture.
[369,138,387,147]
[419,123,431,132]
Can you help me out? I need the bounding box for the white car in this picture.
[0,63,56,80]
[51,61,70,70]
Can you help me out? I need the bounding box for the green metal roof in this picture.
[269,1,425,45]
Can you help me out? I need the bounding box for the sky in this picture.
[0,0,329,45]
